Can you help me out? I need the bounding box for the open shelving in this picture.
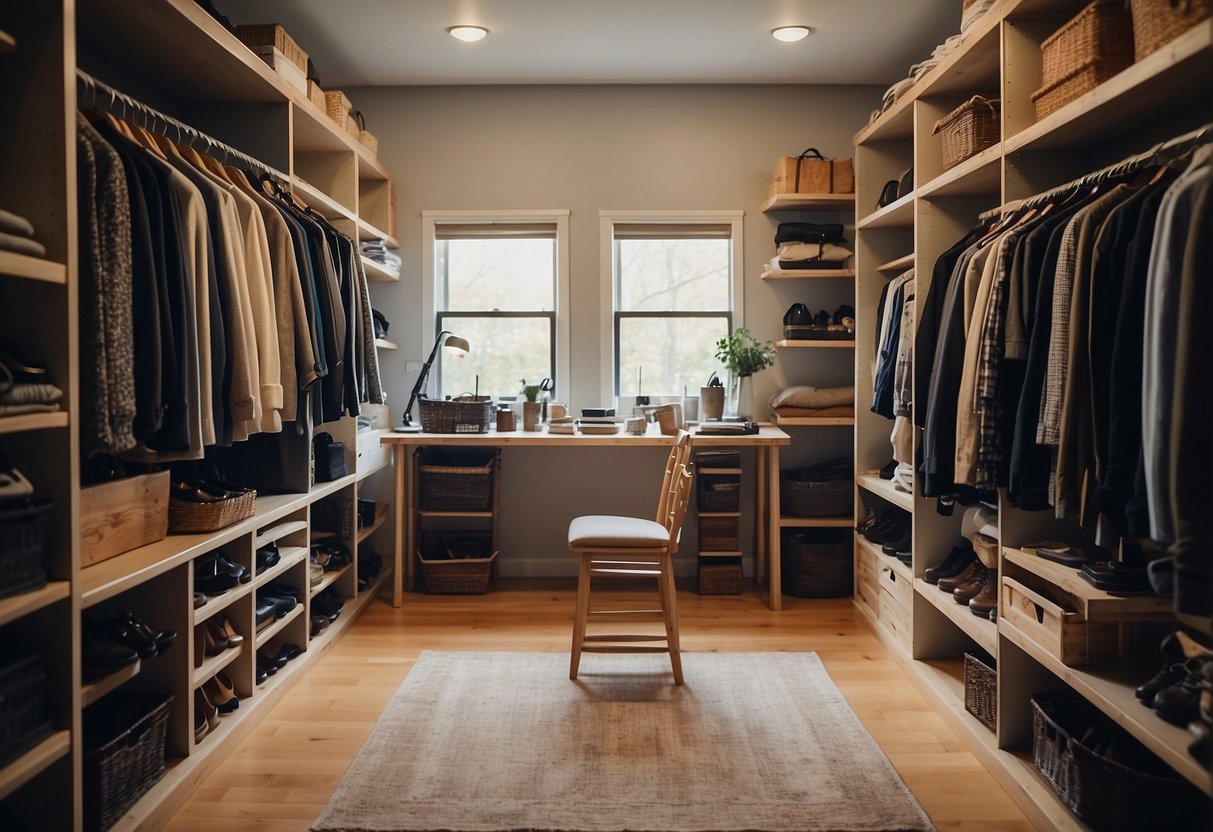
[760,192,856,213]
[759,267,855,280]
[856,473,913,513]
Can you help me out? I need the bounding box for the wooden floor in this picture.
[163,580,1035,831]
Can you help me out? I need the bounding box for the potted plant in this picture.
[520,379,544,431]
[714,327,775,419]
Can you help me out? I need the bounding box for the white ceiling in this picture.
[212,1,961,86]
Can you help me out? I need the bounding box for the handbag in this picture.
[313,431,348,482]
[770,147,855,195]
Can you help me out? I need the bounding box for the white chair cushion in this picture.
[568,515,669,548]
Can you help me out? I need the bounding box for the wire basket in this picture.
[963,651,997,732]
[1129,0,1210,60]
[0,498,52,599]
[932,96,1001,170]
[781,532,852,598]
[168,489,256,534]
[83,690,174,832]
[419,398,493,434]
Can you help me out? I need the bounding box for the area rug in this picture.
[312,651,934,832]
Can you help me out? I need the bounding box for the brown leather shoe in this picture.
[968,568,998,616]
[953,564,988,604]
[938,560,982,592]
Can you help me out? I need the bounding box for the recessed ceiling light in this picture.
[448,25,489,43]
[772,26,812,43]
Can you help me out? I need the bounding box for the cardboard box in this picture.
[80,471,170,566]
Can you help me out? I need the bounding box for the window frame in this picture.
[599,210,745,405]
[422,210,571,401]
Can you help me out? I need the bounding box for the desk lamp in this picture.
[399,330,470,432]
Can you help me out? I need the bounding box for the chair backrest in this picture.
[655,430,692,524]
[660,463,694,554]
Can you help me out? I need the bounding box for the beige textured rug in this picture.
[312,651,934,832]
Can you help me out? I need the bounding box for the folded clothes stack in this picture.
[0,207,46,258]
[768,385,855,419]
[772,222,852,270]
[0,349,63,417]
[361,238,401,277]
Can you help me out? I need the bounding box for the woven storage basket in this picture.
[0,653,51,767]
[1030,690,1208,830]
[324,89,352,124]
[781,532,852,598]
[1129,0,1210,60]
[932,96,1001,170]
[419,398,492,433]
[697,473,740,513]
[0,498,51,599]
[168,489,256,534]
[306,79,326,111]
[963,651,997,732]
[83,690,173,832]
[698,558,743,595]
[779,471,851,518]
[417,448,497,511]
[419,551,497,594]
[233,24,308,74]
[698,515,739,551]
[1032,0,1133,120]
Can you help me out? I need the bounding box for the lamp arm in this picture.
[401,330,452,427]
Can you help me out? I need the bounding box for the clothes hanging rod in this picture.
[75,69,290,184]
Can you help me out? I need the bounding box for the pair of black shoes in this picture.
[923,541,976,585]
[171,472,253,504]
[83,612,175,680]
[859,508,911,554]
[255,582,300,625]
[255,542,280,573]
[255,639,302,682]
[195,551,249,595]
[1136,633,1213,737]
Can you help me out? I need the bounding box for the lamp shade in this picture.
[442,334,470,356]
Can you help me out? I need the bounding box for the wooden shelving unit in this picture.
[759,268,854,280]
[0,251,67,283]
[856,473,913,513]
[876,253,913,273]
[760,192,856,213]
[373,338,399,351]
[361,256,399,282]
[774,339,855,349]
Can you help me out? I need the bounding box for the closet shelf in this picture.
[918,142,1002,198]
[292,103,356,155]
[361,257,399,283]
[856,473,913,513]
[857,192,913,229]
[1002,547,1174,620]
[876,253,914,274]
[254,604,304,649]
[760,268,854,280]
[192,643,243,689]
[373,338,399,351]
[250,546,308,595]
[310,563,351,598]
[191,584,248,626]
[760,193,856,213]
[1000,618,1213,795]
[357,503,390,543]
[290,176,355,223]
[780,516,853,529]
[1005,20,1213,154]
[0,582,69,629]
[0,730,70,802]
[770,415,855,427]
[0,412,68,436]
[774,340,855,349]
[0,251,66,284]
[254,520,308,551]
[914,577,998,655]
[81,660,141,709]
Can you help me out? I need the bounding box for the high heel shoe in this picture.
[204,619,229,654]
[204,671,239,715]
[219,617,244,646]
[196,686,219,734]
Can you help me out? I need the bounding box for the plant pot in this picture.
[701,386,725,421]
[522,401,542,431]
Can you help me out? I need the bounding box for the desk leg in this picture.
[767,444,782,611]
[755,448,767,587]
[405,448,417,594]
[391,445,405,607]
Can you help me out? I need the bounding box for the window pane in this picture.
[617,238,730,311]
[442,238,555,311]
[617,316,729,398]
[438,316,553,401]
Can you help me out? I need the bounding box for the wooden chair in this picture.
[568,430,693,684]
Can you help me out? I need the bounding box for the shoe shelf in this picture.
[362,256,399,283]
[254,604,304,649]
[856,191,914,230]
[250,545,308,594]
[760,193,856,213]
[254,520,308,551]
[374,338,399,351]
[0,412,69,436]
[914,577,997,656]
[1002,547,1175,621]
[0,730,71,802]
[780,516,854,528]
[310,563,351,599]
[774,340,855,349]
[875,253,914,274]
[191,585,248,626]
[917,142,1002,198]
[192,643,243,690]
[80,659,141,709]
[357,503,391,544]
[856,537,912,584]
[770,414,855,427]
[760,268,855,280]
[0,250,66,284]
[309,570,389,653]
[0,581,70,629]
[856,473,914,513]
[1000,617,1213,795]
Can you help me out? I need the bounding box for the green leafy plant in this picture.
[714,327,775,378]
[520,379,543,402]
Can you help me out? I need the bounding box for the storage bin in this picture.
[1030,689,1209,830]
[932,96,1000,170]
[0,652,52,767]
[779,458,852,518]
[419,397,492,433]
[418,551,497,594]
[251,45,307,96]
[698,558,742,595]
[698,515,739,551]
[697,473,740,513]
[233,24,308,74]
[1031,0,1133,120]
[83,690,173,832]
[963,651,997,732]
[769,148,855,196]
[0,498,51,599]
[1001,576,1117,666]
[324,89,353,125]
[81,472,170,567]
[1129,0,1210,60]
[168,488,256,534]
[781,531,852,598]
[417,449,497,511]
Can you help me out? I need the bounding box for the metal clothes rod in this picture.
[75,68,290,184]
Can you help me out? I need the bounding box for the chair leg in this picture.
[659,557,683,685]
[570,553,591,680]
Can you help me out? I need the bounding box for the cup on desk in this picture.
[522,401,542,431]
[548,402,567,421]
[655,402,684,436]
[701,386,724,421]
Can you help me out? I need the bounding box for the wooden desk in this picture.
[381,425,793,609]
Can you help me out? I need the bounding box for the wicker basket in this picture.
[417,449,497,511]
[0,498,51,599]
[698,558,742,595]
[418,398,493,434]
[1032,0,1133,120]
[0,653,51,767]
[1030,690,1208,830]
[233,24,308,74]
[324,89,352,124]
[781,532,852,598]
[168,489,256,534]
[963,651,997,732]
[306,79,326,111]
[1129,0,1210,60]
[932,96,1001,170]
[83,690,173,832]
[697,473,740,513]
[779,470,851,518]
[698,515,739,551]
[419,551,497,594]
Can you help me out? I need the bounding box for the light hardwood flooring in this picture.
[164,580,1035,831]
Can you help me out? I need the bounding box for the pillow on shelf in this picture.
[769,385,855,410]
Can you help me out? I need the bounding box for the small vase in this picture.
[725,374,753,420]
[522,401,542,431]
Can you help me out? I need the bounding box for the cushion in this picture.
[768,385,855,410]
[569,515,670,548]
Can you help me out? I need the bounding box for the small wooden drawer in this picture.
[855,555,881,615]
[879,563,912,610]
[1001,576,1117,666]
[879,586,911,650]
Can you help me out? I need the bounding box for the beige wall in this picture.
[355,83,879,576]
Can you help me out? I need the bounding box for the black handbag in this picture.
[213,421,312,494]
[313,432,348,482]
[773,222,844,245]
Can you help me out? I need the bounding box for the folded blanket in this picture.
[769,385,855,409]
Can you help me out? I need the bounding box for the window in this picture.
[424,212,569,401]
[603,213,743,403]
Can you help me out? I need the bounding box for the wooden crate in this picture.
[1001,576,1117,666]
[80,472,170,566]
